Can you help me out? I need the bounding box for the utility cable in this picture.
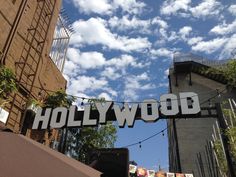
[120,88,226,148]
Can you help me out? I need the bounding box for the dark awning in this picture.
[0,127,102,177]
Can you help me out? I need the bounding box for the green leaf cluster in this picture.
[205,60,236,87]
[66,98,117,163]
[0,65,17,106]
[213,140,228,174]
[67,123,117,163]
[214,106,236,175]
[44,90,76,108]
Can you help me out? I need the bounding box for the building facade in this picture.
[0,0,66,145]
[167,53,236,177]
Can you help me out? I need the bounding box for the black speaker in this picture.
[88,148,129,177]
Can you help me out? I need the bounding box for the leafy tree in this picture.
[43,90,76,152]
[0,65,17,107]
[66,98,117,163]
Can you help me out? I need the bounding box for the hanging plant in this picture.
[44,90,75,108]
[26,98,44,113]
[0,65,17,107]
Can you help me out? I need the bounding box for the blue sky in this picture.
[61,0,236,170]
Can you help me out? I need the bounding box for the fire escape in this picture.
[6,0,56,130]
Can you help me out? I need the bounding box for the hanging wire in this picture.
[19,80,226,105]
[120,88,226,148]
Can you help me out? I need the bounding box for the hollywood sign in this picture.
[32,92,200,129]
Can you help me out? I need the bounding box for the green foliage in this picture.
[44,90,76,108]
[0,65,17,107]
[26,98,44,108]
[68,123,117,163]
[214,105,236,175]
[213,140,228,174]
[205,60,236,87]
[67,98,117,163]
[226,127,236,160]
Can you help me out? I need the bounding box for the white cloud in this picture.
[190,0,223,18]
[68,76,108,95]
[101,55,149,80]
[228,4,236,16]
[160,0,223,19]
[72,0,112,15]
[101,67,121,80]
[67,48,106,69]
[179,26,192,40]
[151,17,168,29]
[210,20,236,35]
[71,0,145,15]
[98,92,112,101]
[164,69,169,76]
[187,37,203,45]
[150,48,173,58]
[160,0,191,15]
[219,34,236,59]
[63,60,77,76]
[106,54,145,69]
[108,16,150,32]
[113,0,146,14]
[192,37,228,54]
[70,17,151,52]
[103,87,118,97]
[157,83,169,88]
[124,73,155,100]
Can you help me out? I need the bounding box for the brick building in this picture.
[0,0,66,145]
[167,53,236,177]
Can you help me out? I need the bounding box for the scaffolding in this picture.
[49,8,74,72]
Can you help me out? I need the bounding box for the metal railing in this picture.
[173,53,230,67]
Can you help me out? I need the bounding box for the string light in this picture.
[81,98,84,106]
[162,131,165,137]
[139,142,142,148]
[216,89,221,98]
[121,90,226,148]
[18,80,225,105]
[208,99,212,107]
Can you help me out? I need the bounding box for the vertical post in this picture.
[215,103,235,177]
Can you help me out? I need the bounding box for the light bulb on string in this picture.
[162,131,165,137]
[121,102,125,111]
[81,98,85,106]
[139,142,142,148]
[216,89,221,98]
[208,99,212,107]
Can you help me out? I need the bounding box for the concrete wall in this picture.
[0,0,65,145]
[168,68,236,177]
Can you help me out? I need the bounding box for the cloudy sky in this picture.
[62,0,236,170]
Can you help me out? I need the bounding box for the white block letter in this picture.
[180,92,200,114]
[141,99,159,122]
[160,94,179,116]
[114,103,138,127]
[83,105,97,126]
[32,108,51,129]
[67,105,81,127]
[95,102,112,123]
[50,107,67,128]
